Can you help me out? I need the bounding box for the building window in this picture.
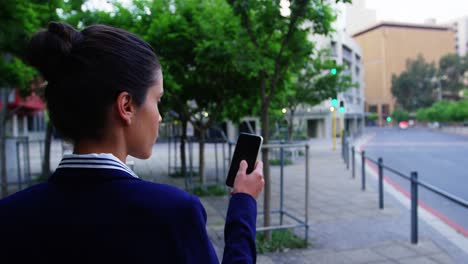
[331,41,337,57]
[382,104,390,115]
[343,59,352,75]
[369,105,378,113]
[342,45,352,61]
[355,54,361,60]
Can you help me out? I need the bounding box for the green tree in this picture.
[439,53,468,98]
[416,100,468,123]
[140,0,257,185]
[0,0,62,197]
[391,55,437,112]
[227,0,351,239]
[391,108,410,122]
[283,49,354,142]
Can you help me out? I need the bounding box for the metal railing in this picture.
[168,136,311,242]
[256,142,310,242]
[344,137,468,244]
[168,136,230,191]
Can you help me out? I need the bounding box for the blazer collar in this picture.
[57,153,138,178]
[49,153,140,184]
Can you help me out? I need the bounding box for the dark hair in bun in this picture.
[27,22,83,82]
[27,22,160,143]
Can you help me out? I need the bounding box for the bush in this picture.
[391,108,410,122]
[269,159,293,166]
[256,229,308,254]
[367,112,378,121]
[416,108,429,121]
[292,131,308,140]
[192,185,227,197]
[416,100,468,123]
[169,170,198,178]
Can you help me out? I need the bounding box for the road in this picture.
[362,127,468,236]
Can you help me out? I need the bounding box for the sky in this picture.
[365,0,467,24]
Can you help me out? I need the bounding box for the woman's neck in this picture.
[73,138,127,163]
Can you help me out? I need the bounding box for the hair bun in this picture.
[27,21,82,82]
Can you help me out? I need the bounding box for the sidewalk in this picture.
[199,138,467,263]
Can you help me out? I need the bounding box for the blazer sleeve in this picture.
[180,194,220,264]
[222,193,257,264]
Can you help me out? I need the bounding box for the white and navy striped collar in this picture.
[57,153,139,178]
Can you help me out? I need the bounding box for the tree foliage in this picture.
[391,55,437,112]
[227,0,351,238]
[392,54,468,112]
[391,108,410,122]
[416,100,468,122]
[281,49,354,141]
[439,54,468,95]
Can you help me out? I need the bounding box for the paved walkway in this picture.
[196,138,467,263]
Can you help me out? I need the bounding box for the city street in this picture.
[362,127,468,236]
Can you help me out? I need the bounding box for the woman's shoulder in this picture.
[123,180,202,210]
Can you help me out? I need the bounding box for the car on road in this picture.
[398,120,409,129]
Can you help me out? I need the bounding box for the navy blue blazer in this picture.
[0,155,257,263]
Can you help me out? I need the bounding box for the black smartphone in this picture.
[226,133,263,188]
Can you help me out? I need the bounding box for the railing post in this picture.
[352,146,355,178]
[280,141,285,225]
[215,141,219,183]
[25,139,31,187]
[16,140,22,191]
[378,157,384,209]
[168,135,171,176]
[361,151,366,191]
[222,141,226,176]
[341,134,345,161]
[411,171,419,244]
[188,138,194,192]
[346,139,350,170]
[305,144,309,243]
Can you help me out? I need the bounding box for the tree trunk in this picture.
[261,99,272,241]
[41,122,53,178]
[180,118,188,177]
[198,128,206,187]
[1,89,9,197]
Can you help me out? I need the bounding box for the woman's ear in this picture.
[116,91,135,125]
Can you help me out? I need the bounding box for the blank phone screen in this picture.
[226,133,262,187]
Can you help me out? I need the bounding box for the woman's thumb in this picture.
[238,160,248,174]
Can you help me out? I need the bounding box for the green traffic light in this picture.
[339,107,345,113]
[386,116,392,122]
[331,99,338,106]
[330,68,337,75]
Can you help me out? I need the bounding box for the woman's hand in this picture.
[232,160,264,199]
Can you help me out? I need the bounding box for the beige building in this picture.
[353,22,455,125]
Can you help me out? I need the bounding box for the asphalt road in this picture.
[362,127,468,236]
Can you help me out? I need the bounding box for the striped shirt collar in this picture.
[57,153,139,178]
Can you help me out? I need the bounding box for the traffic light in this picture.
[331,98,338,107]
[330,68,337,75]
[339,101,345,113]
[386,116,392,122]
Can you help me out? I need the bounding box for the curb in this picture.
[352,133,468,255]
